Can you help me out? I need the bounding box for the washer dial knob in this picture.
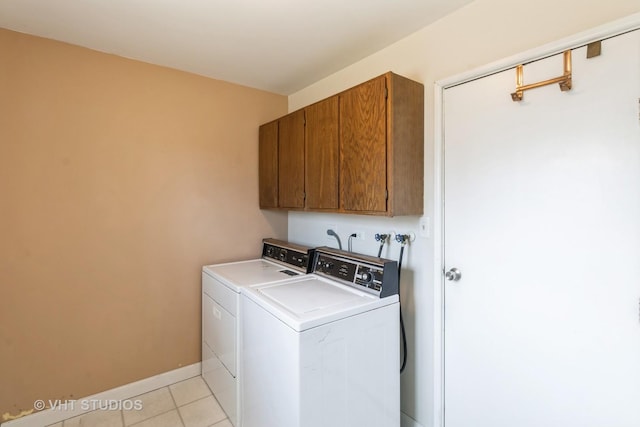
[361,270,373,283]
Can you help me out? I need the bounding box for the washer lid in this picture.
[203,259,302,291]
[259,279,363,314]
[243,276,398,331]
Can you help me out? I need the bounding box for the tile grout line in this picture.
[49,381,207,427]
[52,380,217,427]
[127,408,179,427]
[167,385,187,427]
[190,394,228,427]
[178,394,227,427]
[125,387,179,427]
[209,419,228,427]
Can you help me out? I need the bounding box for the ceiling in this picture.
[0,0,473,95]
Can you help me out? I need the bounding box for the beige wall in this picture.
[0,28,287,418]
[288,1,640,426]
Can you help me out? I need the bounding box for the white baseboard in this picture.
[2,363,201,427]
[401,411,425,427]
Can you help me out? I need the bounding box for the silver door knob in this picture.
[445,268,462,281]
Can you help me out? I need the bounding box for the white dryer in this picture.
[202,239,314,426]
[240,247,400,427]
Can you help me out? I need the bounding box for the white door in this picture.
[443,30,640,427]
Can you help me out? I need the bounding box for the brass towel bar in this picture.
[511,50,572,101]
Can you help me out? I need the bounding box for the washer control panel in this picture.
[355,266,384,292]
[313,248,398,298]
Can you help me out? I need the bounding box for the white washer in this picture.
[240,247,401,427]
[202,239,314,427]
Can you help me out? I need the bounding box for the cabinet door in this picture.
[305,97,339,210]
[258,120,278,208]
[339,75,387,212]
[278,110,305,208]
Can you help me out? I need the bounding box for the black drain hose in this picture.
[398,244,408,373]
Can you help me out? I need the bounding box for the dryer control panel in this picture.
[313,247,398,298]
[262,238,314,273]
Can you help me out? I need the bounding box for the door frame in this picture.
[432,12,640,427]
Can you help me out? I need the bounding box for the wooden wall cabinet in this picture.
[258,120,278,208]
[339,75,388,213]
[340,73,424,215]
[258,110,305,209]
[305,96,339,210]
[277,110,305,208]
[259,72,424,216]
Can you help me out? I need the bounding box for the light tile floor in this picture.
[46,377,231,427]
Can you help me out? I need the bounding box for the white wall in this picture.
[287,1,640,426]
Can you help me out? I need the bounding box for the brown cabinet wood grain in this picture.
[338,72,424,215]
[278,110,305,208]
[258,111,305,210]
[258,120,278,208]
[339,75,388,213]
[386,72,424,216]
[305,96,339,210]
[258,72,423,216]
